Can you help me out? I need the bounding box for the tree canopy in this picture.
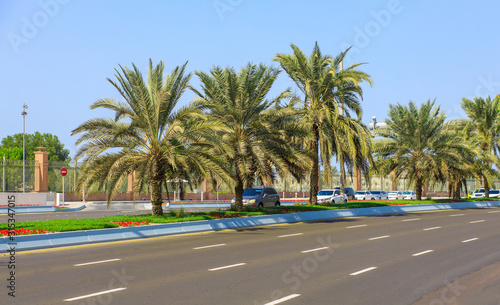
[0,132,70,161]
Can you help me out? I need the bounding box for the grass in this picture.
[1,197,498,235]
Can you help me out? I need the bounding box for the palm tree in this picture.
[191,63,309,211]
[274,42,373,204]
[457,96,500,198]
[72,60,231,216]
[374,100,467,200]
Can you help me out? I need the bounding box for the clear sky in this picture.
[1,0,500,159]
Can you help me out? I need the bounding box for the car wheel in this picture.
[275,201,280,207]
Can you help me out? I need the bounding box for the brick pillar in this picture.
[34,147,49,192]
[202,179,213,200]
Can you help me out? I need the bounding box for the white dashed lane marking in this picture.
[208,263,246,271]
[301,247,329,254]
[462,238,479,243]
[346,224,367,229]
[74,258,121,267]
[193,244,226,250]
[450,214,465,217]
[423,226,441,231]
[412,250,434,256]
[278,233,304,238]
[470,220,485,223]
[369,235,390,241]
[63,288,126,301]
[263,294,301,305]
[350,267,377,276]
[402,218,421,222]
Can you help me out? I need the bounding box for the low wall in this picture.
[0,193,54,205]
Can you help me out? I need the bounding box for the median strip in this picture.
[63,287,126,301]
[301,246,329,253]
[264,294,301,305]
[193,244,226,250]
[350,267,377,276]
[74,258,121,267]
[208,263,246,271]
[462,238,479,243]
[412,250,434,256]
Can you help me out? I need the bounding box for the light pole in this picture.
[371,116,377,136]
[22,104,28,193]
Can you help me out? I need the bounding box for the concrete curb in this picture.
[0,205,86,214]
[2,201,500,252]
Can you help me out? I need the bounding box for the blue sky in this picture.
[1,0,500,159]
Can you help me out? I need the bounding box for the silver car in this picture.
[388,191,404,200]
[317,189,348,204]
[370,190,388,200]
[231,186,281,208]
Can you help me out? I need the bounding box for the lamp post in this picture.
[22,104,28,193]
[371,116,377,136]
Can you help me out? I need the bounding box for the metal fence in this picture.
[0,157,496,195]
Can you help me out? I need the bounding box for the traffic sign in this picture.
[60,168,67,176]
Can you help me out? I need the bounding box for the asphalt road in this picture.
[2,207,500,305]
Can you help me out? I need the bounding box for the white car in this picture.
[317,189,347,204]
[388,191,404,200]
[472,189,499,198]
[370,190,388,200]
[402,191,416,200]
[355,190,376,200]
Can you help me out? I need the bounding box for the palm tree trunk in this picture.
[235,173,244,211]
[484,175,490,198]
[415,178,423,201]
[453,180,461,199]
[151,161,164,216]
[309,125,320,205]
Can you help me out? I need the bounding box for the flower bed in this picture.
[0,228,46,236]
[110,221,149,226]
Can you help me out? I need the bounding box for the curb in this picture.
[2,201,500,252]
[0,205,86,214]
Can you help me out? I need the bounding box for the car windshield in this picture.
[243,188,262,196]
[403,191,411,195]
[318,190,333,196]
[388,192,397,195]
[371,191,380,194]
[490,190,499,194]
[355,191,365,195]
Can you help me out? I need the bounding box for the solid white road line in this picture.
[462,238,479,243]
[369,235,390,241]
[450,214,465,217]
[412,250,434,256]
[264,294,301,305]
[470,220,485,223]
[350,267,377,276]
[74,258,121,267]
[423,226,441,231]
[278,233,304,238]
[301,247,329,253]
[208,263,246,271]
[193,244,226,250]
[402,218,421,222]
[63,288,126,301]
[488,210,500,213]
[346,224,367,229]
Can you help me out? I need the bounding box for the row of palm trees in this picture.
[71,42,500,216]
[71,43,374,215]
[374,96,500,200]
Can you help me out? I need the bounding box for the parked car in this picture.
[402,191,416,200]
[388,191,404,200]
[472,188,498,198]
[317,189,348,204]
[333,187,355,200]
[230,186,280,208]
[355,190,376,200]
[370,190,388,200]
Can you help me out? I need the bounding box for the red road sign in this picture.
[61,168,67,176]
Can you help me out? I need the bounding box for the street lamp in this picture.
[22,104,28,193]
[371,116,377,136]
